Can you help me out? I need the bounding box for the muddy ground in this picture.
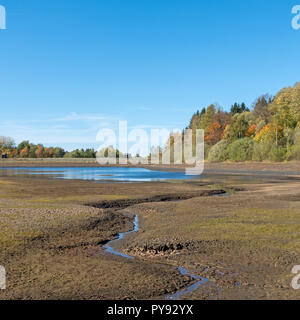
[0,163,300,300]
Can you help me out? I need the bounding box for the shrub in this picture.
[252,142,272,161]
[207,140,229,161]
[204,143,211,160]
[252,142,287,162]
[285,144,300,160]
[268,144,286,162]
[227,138,254,162]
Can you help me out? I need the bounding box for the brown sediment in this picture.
[86,189,227,209]
[0,163,300,300]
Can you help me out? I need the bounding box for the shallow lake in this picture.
[0,167,199,182]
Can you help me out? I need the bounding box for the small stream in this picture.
[103,214,212,300]
[103,215,139,259]
[166,268,210,300]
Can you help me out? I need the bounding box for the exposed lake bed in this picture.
[0,162,300,300]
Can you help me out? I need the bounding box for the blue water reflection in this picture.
[0,167,199,182]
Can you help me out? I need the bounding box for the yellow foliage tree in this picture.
[254,124,283,143]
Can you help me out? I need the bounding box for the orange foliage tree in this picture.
[205,112,230,145]
[20,147,29,158]
[245,124,257,137]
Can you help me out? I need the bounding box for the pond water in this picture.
[0,167,199,182]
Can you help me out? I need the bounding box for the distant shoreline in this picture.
[0,158,188,172]
[1,158,300,174]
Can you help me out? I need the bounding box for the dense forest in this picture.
[189,82,300,161]
[1,82,300,162]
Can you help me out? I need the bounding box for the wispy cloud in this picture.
[0,112,123,149]
[54,112,109,122]
[1,111,186,151]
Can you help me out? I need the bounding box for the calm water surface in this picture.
[0,167,199,182]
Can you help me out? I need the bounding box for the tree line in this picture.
[0,139,97,159]
[188,82,300,161]
[1,81,300,162]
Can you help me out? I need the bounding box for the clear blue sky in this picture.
[1,0,300,150]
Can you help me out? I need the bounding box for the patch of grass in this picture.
[188,208,300,249]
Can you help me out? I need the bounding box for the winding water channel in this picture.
[103,214,212,300]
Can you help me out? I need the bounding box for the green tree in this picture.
[28,144,37,158]
[225,112,253,140]
[53,147,65,158]
[231,102,249,114]
[17,141,30,153]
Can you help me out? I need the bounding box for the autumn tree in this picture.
[225,112,254,141]
[252,94,272,122]
[0,136,15,149]
[35,145,44,158]
[269,83,300,128]
[17,141,30,153]
[20,147,29,158]
[205,111,230,145]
